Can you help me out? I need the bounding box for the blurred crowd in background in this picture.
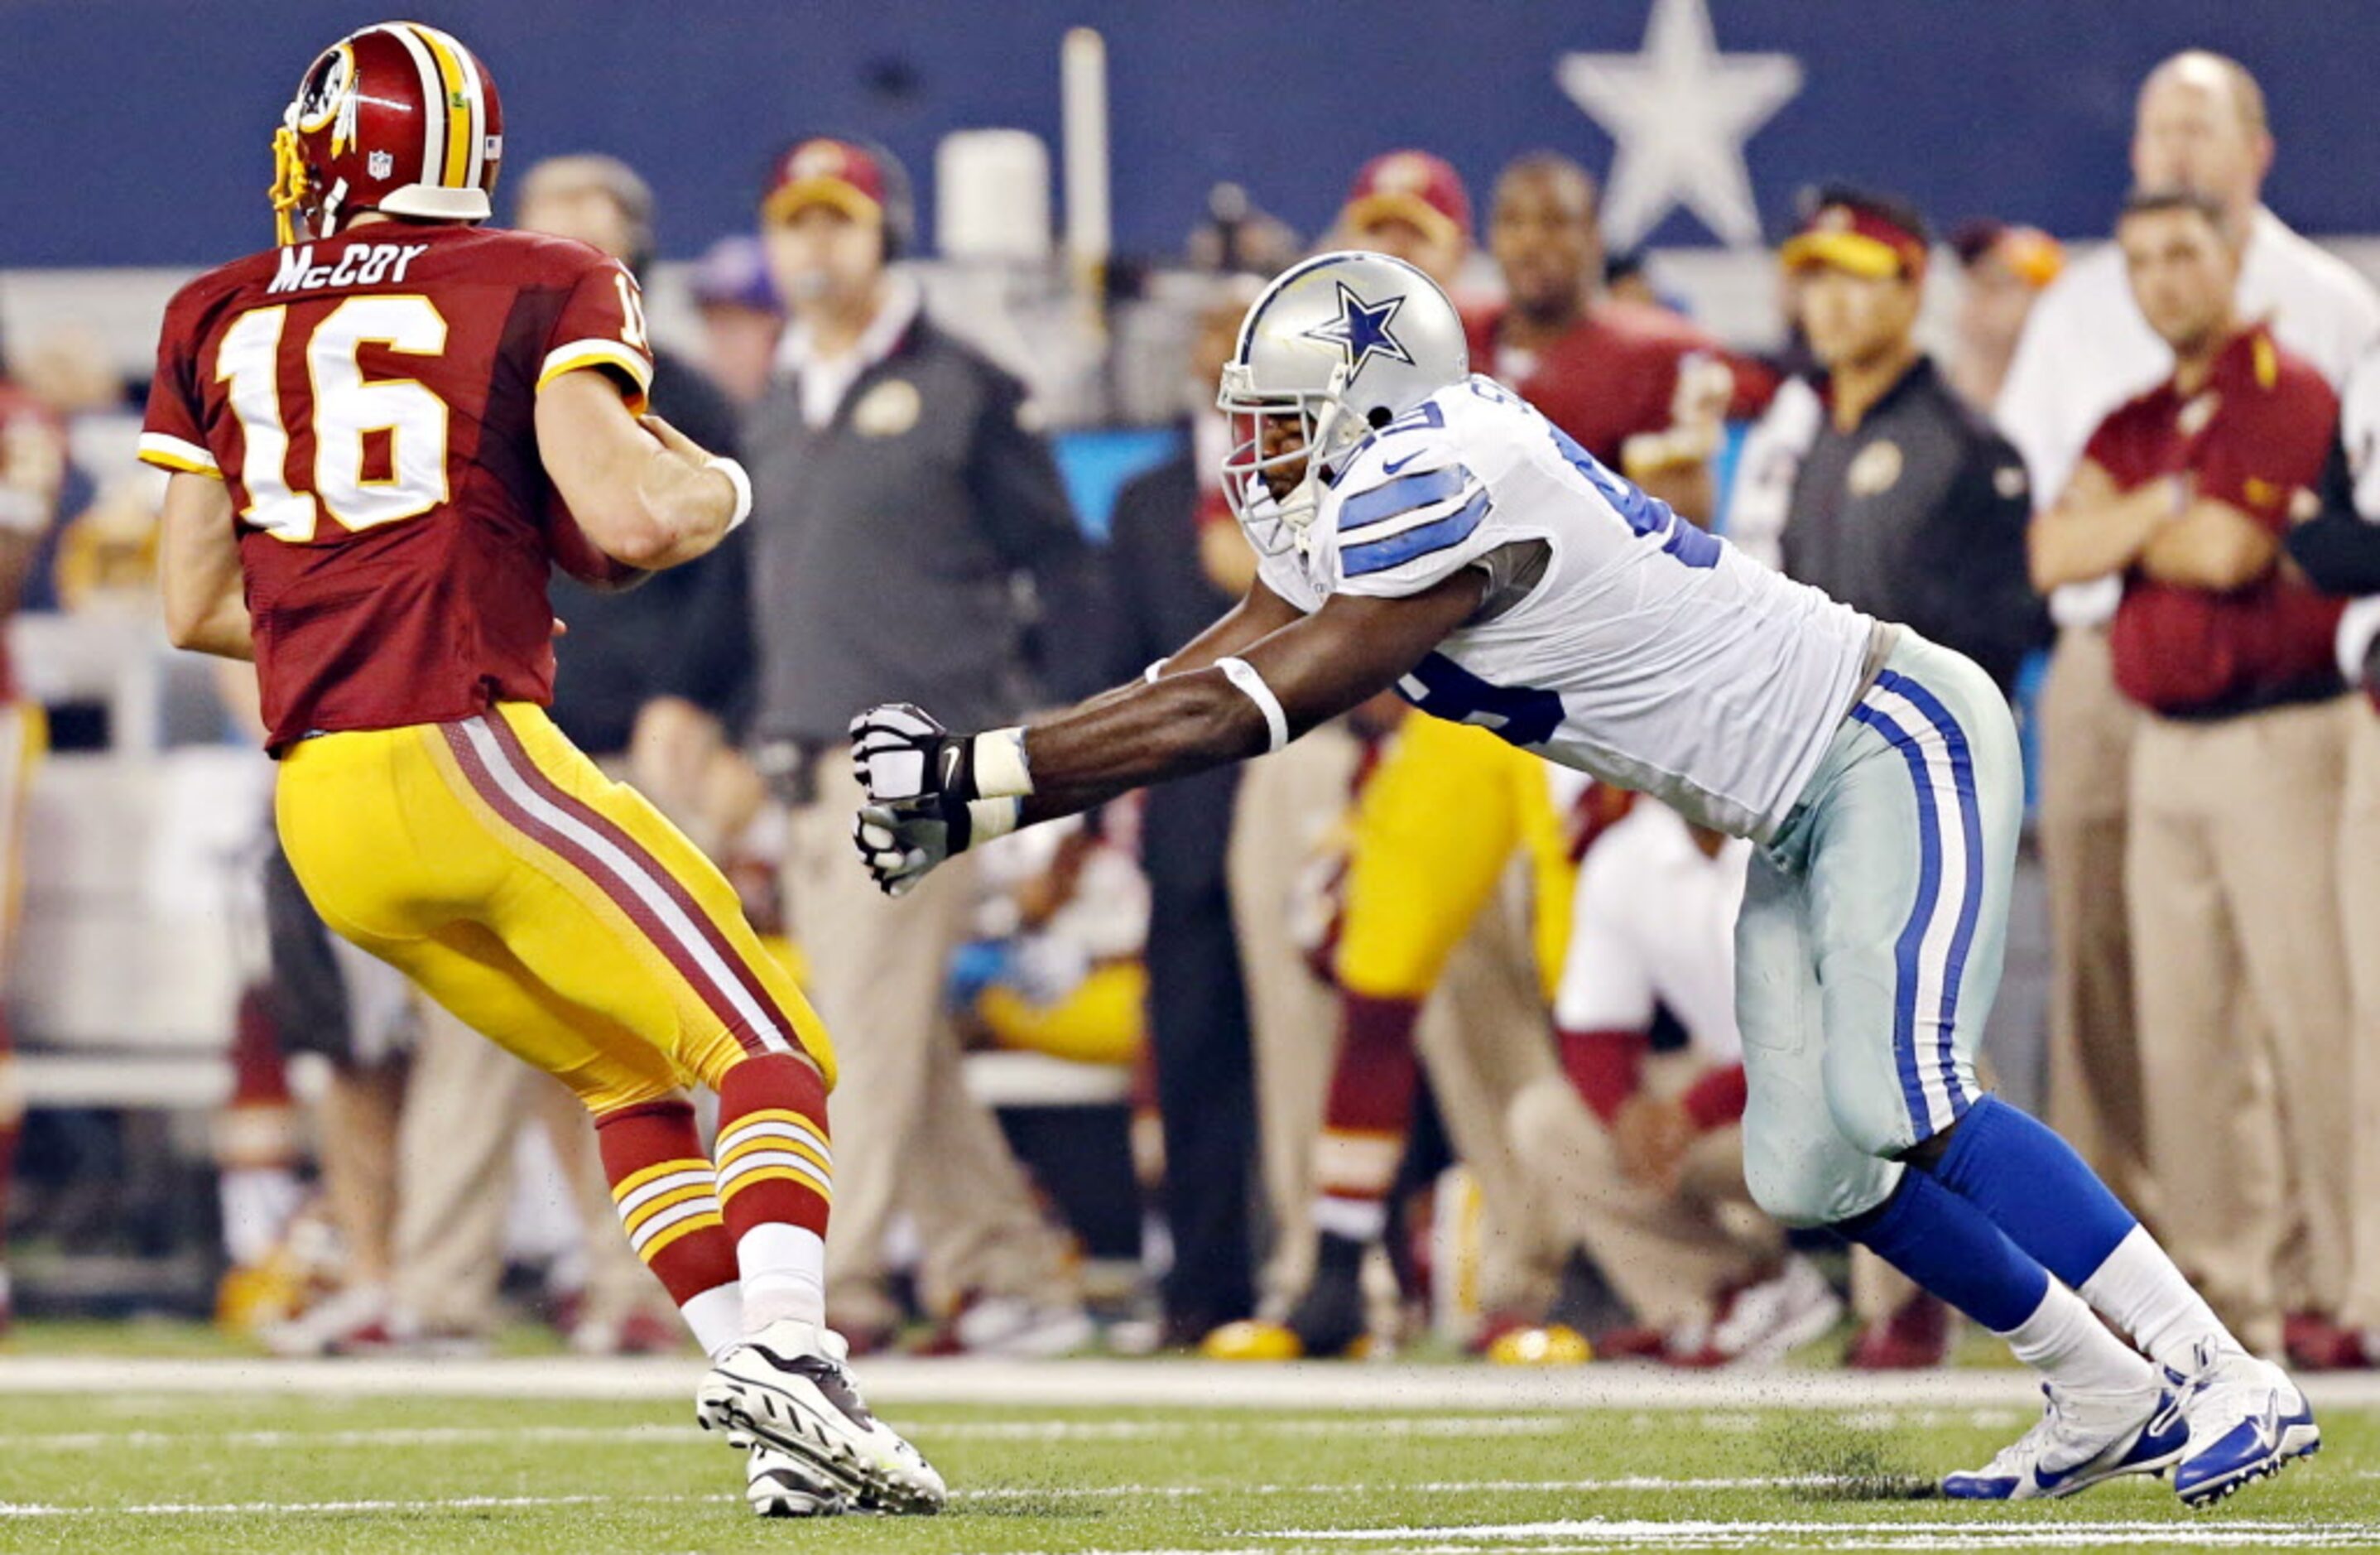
[2,43,2378,1379]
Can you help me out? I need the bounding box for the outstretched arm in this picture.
[1018,574,1477,817]
[852,570,1483,893]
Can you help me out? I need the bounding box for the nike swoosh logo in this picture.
[1381,451,1426,475]
[938,744,964,795]
[2031,1457,2088,1492]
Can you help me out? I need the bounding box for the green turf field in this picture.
[0,1359,2372,1553]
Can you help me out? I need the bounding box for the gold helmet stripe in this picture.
[445,30,489,189]
[405,24,474,190]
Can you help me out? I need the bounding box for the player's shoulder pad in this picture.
[483,227,634,291]
[1324,406,1494,584]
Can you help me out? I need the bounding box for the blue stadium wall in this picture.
[7,0,2377,267]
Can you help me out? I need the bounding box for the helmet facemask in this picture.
[1217,361,1362,557]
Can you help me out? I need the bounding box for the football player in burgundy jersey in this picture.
[141,22,940,1518]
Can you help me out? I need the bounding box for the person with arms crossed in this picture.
[141,23,939,1517]
[854,250,2313,1505]
[2031,190,2354,1365]
[1996,59,2379,1344]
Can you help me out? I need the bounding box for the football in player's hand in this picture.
[542,489,651,592]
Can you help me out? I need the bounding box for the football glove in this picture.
[850,703,1036,806]
[847,703,1031,894]
[853,800,957,898]
[850,703,964,805]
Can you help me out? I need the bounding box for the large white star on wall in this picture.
[1556,0,1802,249]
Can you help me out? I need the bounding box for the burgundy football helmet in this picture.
[271,22,504,244]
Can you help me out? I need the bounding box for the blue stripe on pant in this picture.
[1848,669,1983,1138]
[1735,631,2020,1230]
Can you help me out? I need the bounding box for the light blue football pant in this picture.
[1734,630,2023,1228]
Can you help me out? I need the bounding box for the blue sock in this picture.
[1836,1167,2048,1333]
[1925,1095,2137,1288]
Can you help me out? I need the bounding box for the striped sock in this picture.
[1311,993,1420,1244]
[595,1100,741,1358]
[714,1054,833,1334]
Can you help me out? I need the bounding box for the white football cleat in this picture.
[1943,1380,2185,1500]
[696,1319,945,1514]
[2168,1340,2320,1507]
[746,1443,846,1518]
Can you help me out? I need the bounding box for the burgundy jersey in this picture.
[140,223,654,752]
[2086,323,2343,713]
[1462,299,1776,465]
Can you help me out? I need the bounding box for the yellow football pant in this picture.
[1332,715,1575,1003]
[276,703,834,1114]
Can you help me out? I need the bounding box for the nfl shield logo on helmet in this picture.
[368,147,394,179]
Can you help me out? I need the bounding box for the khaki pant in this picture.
[784,753,1075,1333]
[1417,865,1568,1320]
[1507,1070,1775,1331]
[2128,697,2355,1354]
[2339,709,2380,1333]
[392,999,664,1335]
[1228,725,1363,1312]
[2038,627,2154,1218]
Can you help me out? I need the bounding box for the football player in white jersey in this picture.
[851,252,2312,1506]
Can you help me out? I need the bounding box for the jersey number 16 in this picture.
[217,296,452,544]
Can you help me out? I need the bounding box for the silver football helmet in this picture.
[1217,249,1469,555]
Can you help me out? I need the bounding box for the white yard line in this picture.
[7,1356,2380,1412]
[1268,1519,2380,1550]
[0,1416,1580,1453]
[2,1476,2372,1550]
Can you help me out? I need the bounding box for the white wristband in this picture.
[705,455,752,532]
[1215,656,1290,753]
[965,797,1021,845]
[974,726,1035,797]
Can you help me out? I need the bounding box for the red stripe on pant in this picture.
[440,720,771,1058]
[596,1100,738,1307]
[478,714,790,1053]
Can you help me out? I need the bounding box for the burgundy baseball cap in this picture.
[762,137,893,228]
[1342,150,1473,248]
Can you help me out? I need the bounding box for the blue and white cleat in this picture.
[2168,1341,2320,1508]
[1943,1380,2186,1500]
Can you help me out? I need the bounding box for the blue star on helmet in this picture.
[1301,281,1416,381]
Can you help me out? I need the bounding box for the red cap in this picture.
[1342,151,1473,248]
[762,137,892,227]
[1782,198,1929,281]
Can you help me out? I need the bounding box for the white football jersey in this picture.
[1257,375,1875,840]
